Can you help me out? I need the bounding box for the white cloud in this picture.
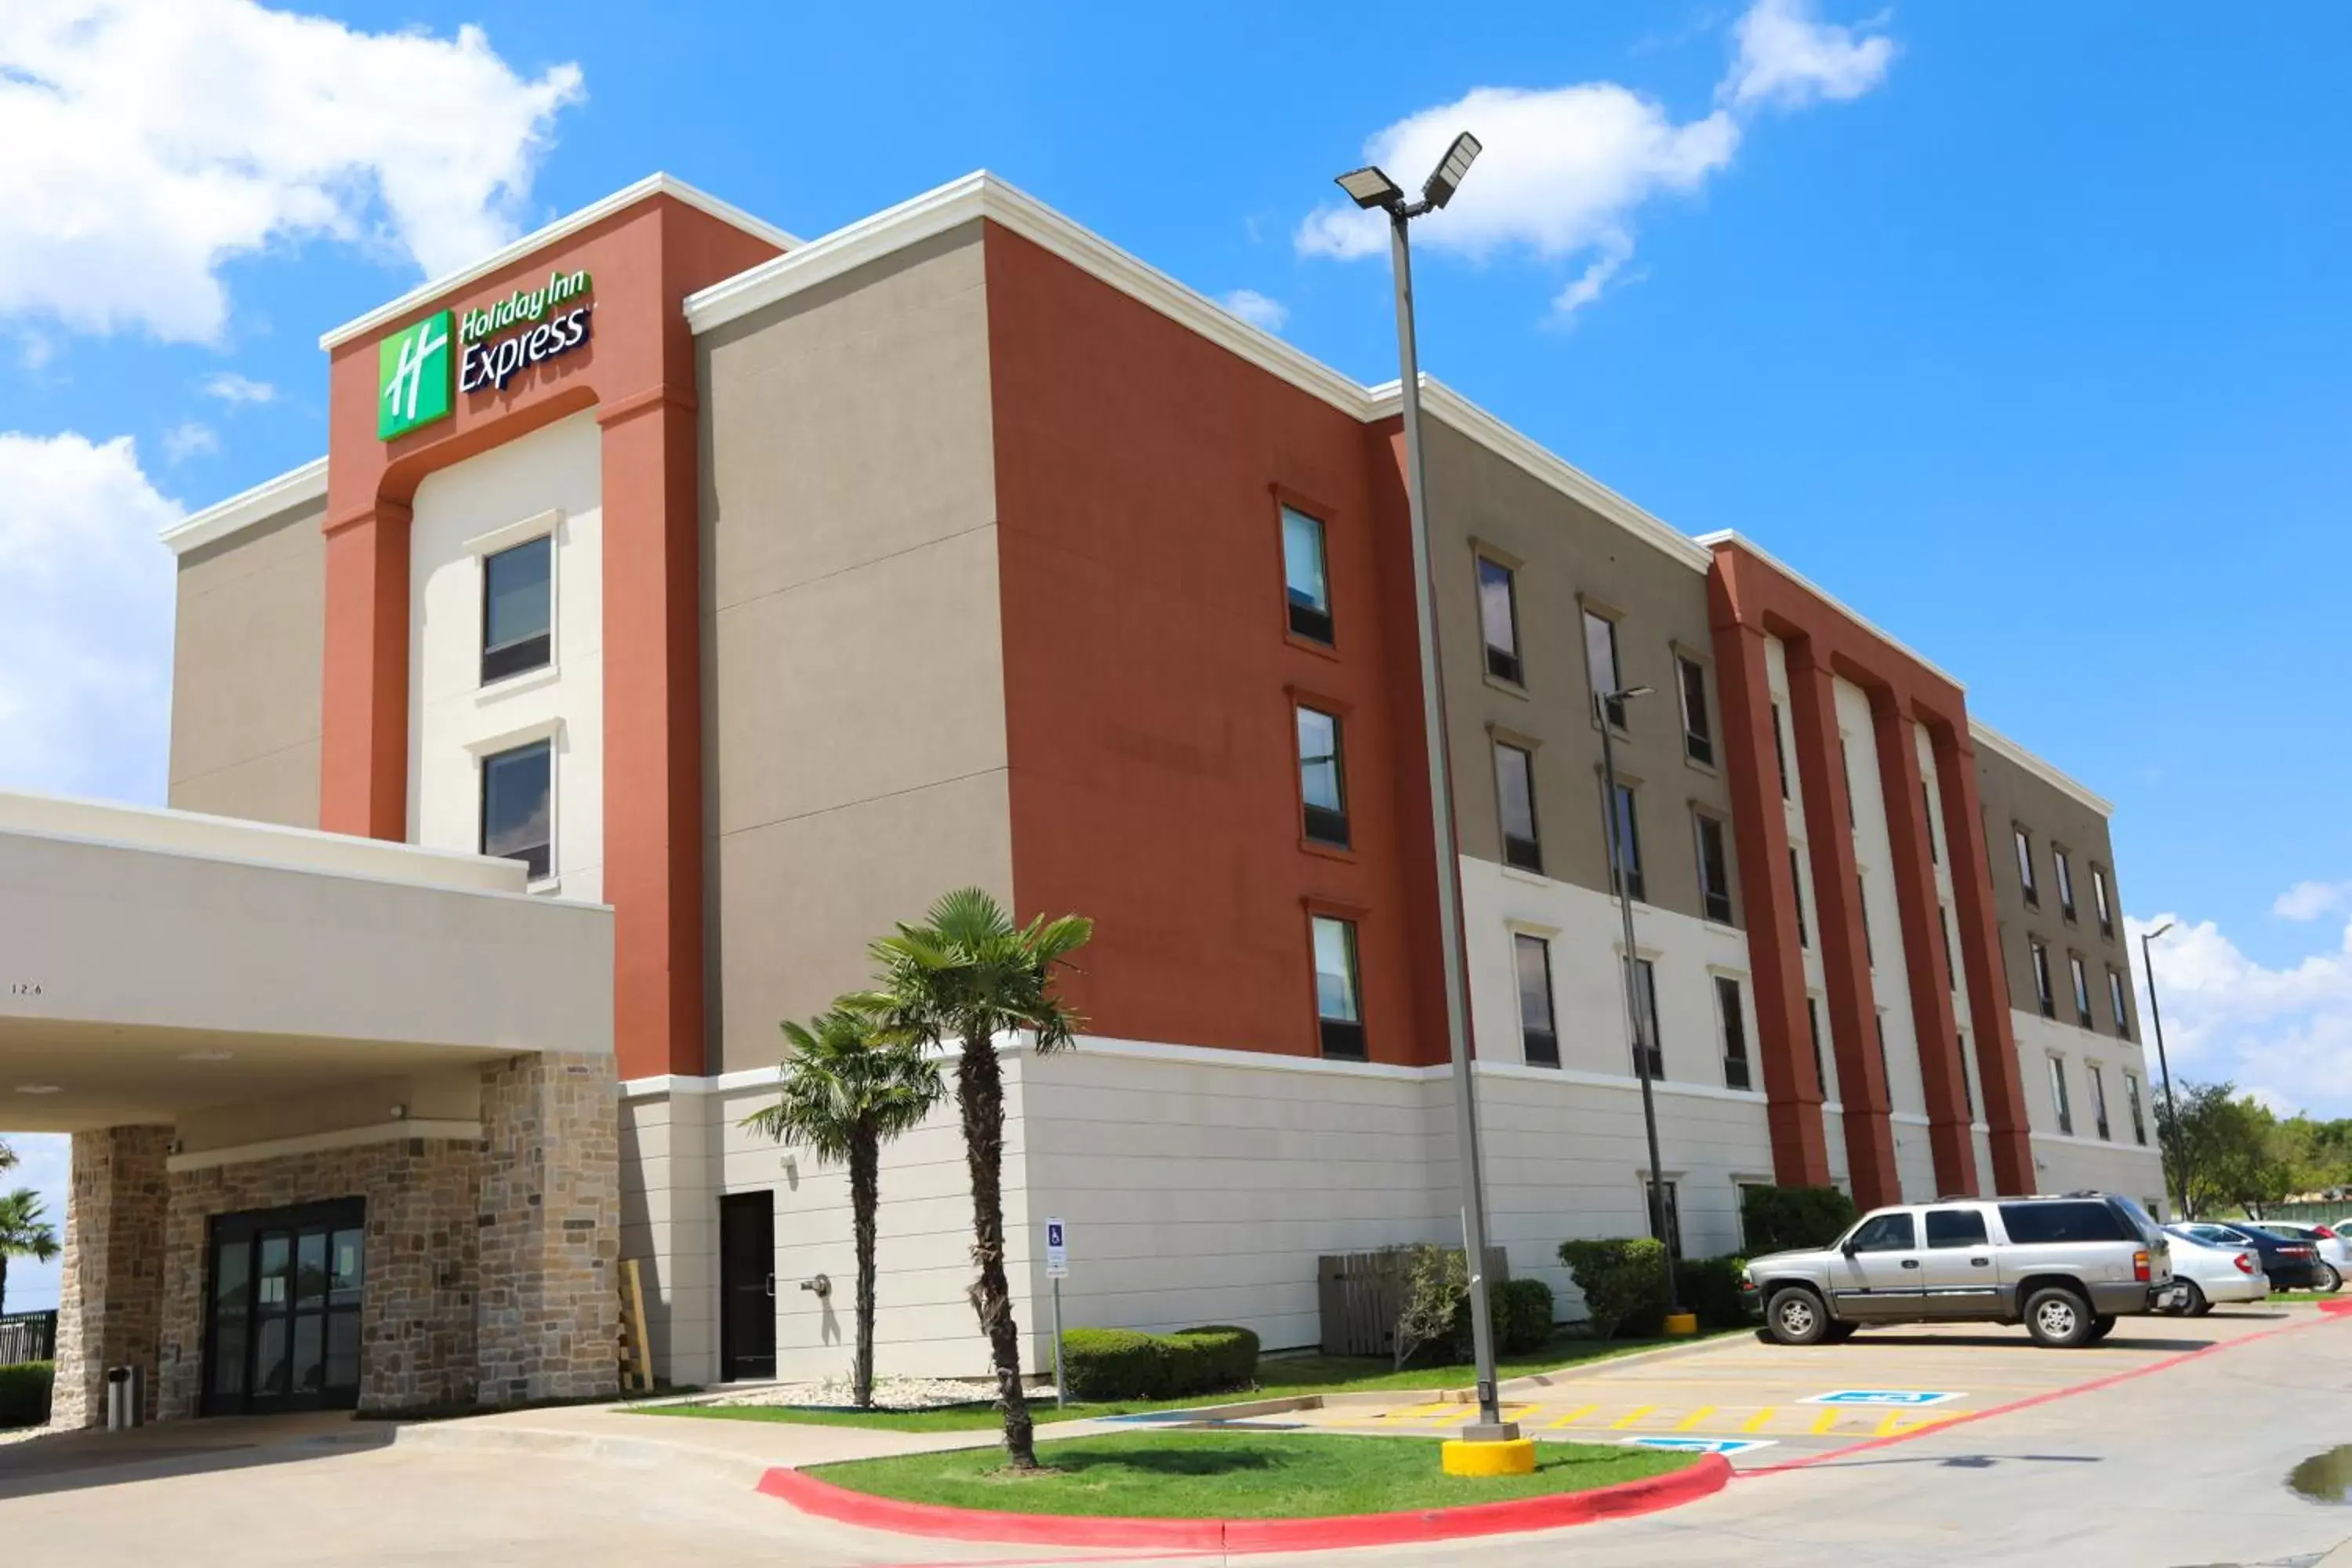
[201,372,278,406]
[2132,908,2352,1117]
[162,421,219,463]
[1721,0,1896,110]
[2274,880,2352,922]
[1296,0,1893,320]
[0,1134,69,1313]
[1223,289,1290,333]
[0,430,182,804]
[0,1,585,344]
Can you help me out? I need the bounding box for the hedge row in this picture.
[1432,1275,1556,1363]
[1740,1185,1858,1254]
[0,1361,53,1429]
[1059,1324,1259,1401]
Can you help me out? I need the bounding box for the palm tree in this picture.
[859,887,1091,1470]
[0,1189,60,1317]
[741,1005,943,1408]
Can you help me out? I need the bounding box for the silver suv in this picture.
[1742,1192,2172,1348]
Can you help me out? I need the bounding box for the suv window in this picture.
[1925,1208,1989,1248]
[1849,1212,1917,1252]
[1998,1200,2128,1244]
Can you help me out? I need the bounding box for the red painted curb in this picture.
[758,1451,1731,1552]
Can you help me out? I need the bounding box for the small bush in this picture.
[1058,1325,1259,1401]
[1675,1255,1751,1330]
[1495,1277,1556,1353]
[1392,1243,1468,1370]
[1740,1185,1859,1254]
[1559,1238,1671,1339]
[0,1361,53,1428]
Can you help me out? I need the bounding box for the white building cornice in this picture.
[158,456,328,556]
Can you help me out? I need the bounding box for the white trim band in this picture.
[167,1119,484,1173]
[159,458,328,556]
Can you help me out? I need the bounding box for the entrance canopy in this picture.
[0,791,611,1134]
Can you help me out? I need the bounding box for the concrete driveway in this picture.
[3,1305,2350,1566]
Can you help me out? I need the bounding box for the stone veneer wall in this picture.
[158,1137,484,1420]
[52,1126,172,1427]
[476,1051,621,1404]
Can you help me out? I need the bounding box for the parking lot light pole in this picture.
[1334,134,1519,1446]
[1598,686,1684,1326]
[2141,921,2187,1218]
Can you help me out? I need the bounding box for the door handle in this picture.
[765,1273,776,1298]
[1900,1259,1921,1269]
[1971,1257,1991,1268]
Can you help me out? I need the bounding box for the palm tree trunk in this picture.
[850,1127,880,1410]
[957,1025,1036,1468]
[0,1253,9,1318]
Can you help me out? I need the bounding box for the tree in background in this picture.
[0,1139,15,1172]
[741,1005,943,1409]
[2160,1080,2296,1218]
[0,1189,60,1316]
[860,888,1091,1471]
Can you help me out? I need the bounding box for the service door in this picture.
[718,1192,776,1381]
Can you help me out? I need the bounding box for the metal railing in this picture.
[0,1311,57,1366]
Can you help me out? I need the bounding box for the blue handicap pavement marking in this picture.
[1802,1389,1966,1407]
[1620,1436,1777,1455]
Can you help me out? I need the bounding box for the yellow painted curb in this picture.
[1662,1312,1700,1337]
[1441,1438,1537,1476]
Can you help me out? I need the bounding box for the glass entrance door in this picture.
[203,1198,365,1417]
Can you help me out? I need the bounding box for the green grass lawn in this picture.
[637,1330,1733,1432]
[803,1430,1692,1518]
[2264,1290,2349,1305]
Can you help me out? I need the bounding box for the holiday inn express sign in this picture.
[377,269,596,439]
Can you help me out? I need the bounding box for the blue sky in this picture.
[3,2,2349,1304]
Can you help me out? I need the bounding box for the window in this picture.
[1606,782,1645,902]
[1838,738,1856,822]
[1515,935,1559,1068]
[481,535,553,684]
[1694,813,1733,924]
[1849,1212,1917,1252]
[1999,1200,2127,1245]
[1857,874,1875,966]
[1583,609,1625,728]
[1875,1011,1891,1090]
[1807,996,1830,1098]
[1476,557,1521,684]
[2089,1063,2111,1141]
[1631,956,1664,1080]
[2126,1074,2147,1145]
[2014,827,2038,906]
[2031,939,2056,1018]
[2048,1056,2073,1135]
[1940,903,1956,990]
[481,739,553,881]
[1281,506,1332,643]
[1296,706,1348,848]
[1716,975,1751,1091]
[1926,1208,1989,1248]
[1790,848,1809,947]
[1642,1176,1683,1260]
[2093,866,2114,939]
[1957,1031,1976,1120]
[2055,849,2078,923]
[1922,781,1939,865]
[1771,702,1791,800]
[2069,953,2093,1026]
[1495,742,1541,873]
[1310,915,1364,1059]
[1677,655,1713,766]
[2107,968,2131,1039]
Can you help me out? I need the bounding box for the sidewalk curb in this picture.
[757,1451,1730,1552]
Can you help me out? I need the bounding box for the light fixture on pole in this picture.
[1596,684,1686,1328]
[1333,132,1525,1461]
[2140,920,2186,1217]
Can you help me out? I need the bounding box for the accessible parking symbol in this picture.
[1802,1389,1965,1407]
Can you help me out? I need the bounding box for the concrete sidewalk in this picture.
[390,1399,1023,1479]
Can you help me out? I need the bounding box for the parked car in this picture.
[1743,1192,2171,1348]
[2155,1227,2269,1315]
[2247,1223,2350,1289]
[2175,1223,2330,1291]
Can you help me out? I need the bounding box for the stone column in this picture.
[51,1126,172,1428]
[477,1052,621,1405]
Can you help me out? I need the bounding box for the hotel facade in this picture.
[3,172,2161,1418]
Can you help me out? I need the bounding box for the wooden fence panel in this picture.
[1315,1248,1508,1359]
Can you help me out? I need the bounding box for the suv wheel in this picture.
[1766,1286,1831,1345]
[2086,1315,2117,1342]
[2024,1285,2096,1347]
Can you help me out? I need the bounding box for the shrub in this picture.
[1058,1325,1259,1401]
[0,1361,52,1428]
[1392,1243,1468,1370]
[1740,1185,1859,1254]
[1559,1238,1671,1339]
[1675,1255,1751,1330]
[1494,1277,1555,1353]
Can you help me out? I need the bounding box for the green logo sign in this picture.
[378,310,453,440]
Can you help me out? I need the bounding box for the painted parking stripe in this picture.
[1608,1404,1657,1429]
[1673,1406,1718,1432]
[1740,1407,1777,1432]
[1544,1403,1599,1428]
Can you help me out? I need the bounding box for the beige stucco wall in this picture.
[1974,743,2136,1036]
[168,500,326,827]
[695,222,1012,1073]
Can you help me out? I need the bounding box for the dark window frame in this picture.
[1631,956,1664,1080]
[2107,967,2132,1040]
[1515,933,1559,1069]
[2092,864,2115,939]
[1494,739,1543,873]
[1606,781,1646,903]
[1583,607,1627,730]
[2015,826,2039,906]
[479,737,553,882]
[1715,975,1751,1091]
[480,535,554,685]
[1475,554,1523,686]
[1280,504,1334,645]
[1694,811,1733,925]
[1308,913,1366,1061]
[1790,846,1809,947]
[2049,1055,2074,1135]
[1676,654,1713,767]
[2055,848,2078,924]
[1771,702,1791,800]
[2068,952,2094,1028]
[2031,939,2057,1018]
[2089,1062,2111,1141]
[1807,996,1829,1098]
[1295,703,1350,849]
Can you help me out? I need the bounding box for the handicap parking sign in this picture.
[1802,1389,1964,1407]
[1621,1436,1775,1456]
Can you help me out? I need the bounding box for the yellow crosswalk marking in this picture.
[1811,1409,1841,1436]
[1741,1407,1777,1433]
[1674,1406,1718,1432]
[1544,1403,1599,1428]
[1609,1405,1657,1429]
